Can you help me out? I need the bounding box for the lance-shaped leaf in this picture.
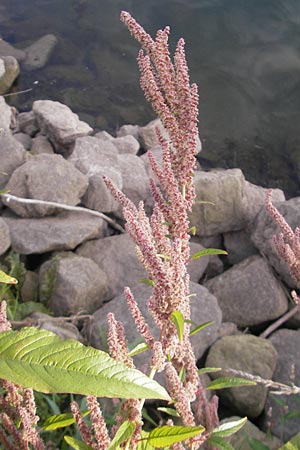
[211,417,247,437]
[128,342,149,357]
[170,311,184,341]
[108,420,135,449]
[141,425,205,448]
[0,269,18,285]
[206,435,235,450]
[189,320,214,336]
[157,407,179,417]
[207,377,256,390]
[64,436,93,450]
[198,367,221,375]
[41,411,90,431]
[0,327,170,400]
[191,248,227,260]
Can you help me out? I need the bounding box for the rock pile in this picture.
[0,96,299,446]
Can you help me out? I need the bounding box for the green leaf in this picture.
[248,438,271,450]
[41,411,89,431]
[138,279,155,287]
[212,417,247,438]
[198,367,221,374]
[279,432,300,449]
[142,425,205,448]
[0,327,170,401]
[207,377,256,390]
[137,431,156,450]
[191,248,227,260]
[108,420,135,449]
[128,342,149,357]
[206,435,235,450]
[64,436,93,450]
[157,253,171,260]
[188,226,197,236]
[0,269,18,285]
[189,321,214,336]
[170,311,184,341]
[157,407,180,417]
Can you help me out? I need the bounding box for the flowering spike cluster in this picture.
[265,189,300,286]
[86,396,111,449]
[107,312,134,368]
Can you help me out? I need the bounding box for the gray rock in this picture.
[221,416,282,450]
[190,169,246,236]
[76,233,146,300]
[242,181,285,226]
[94,130,115,141]
[32,100,92,153]
[0,218,10,255]
[16,111,39,136]
[188,241,210,282]
[204,255,288,327]
[252,197,300,288]
[68,136,122,212]
[30,312,83,341]
[20,271,39,303]
[113,135,140,155]
[0,56,20,94]
[117,154,150,209]
[3,154,88,217]
[116,124,140,141]
[0,130,26,188]
[140,145,163,178]
[39,253,109,316]
[0,96,12,130]
[261,329,300,441]
[223,229,258,265]
[85,281,222,367]
[0,39,26,61]
[205,335,278,418]
[3,211,107,254]
[31,134,54,155]
[0,59,5,78]
[23,34,58,71]
[13,132,32,150]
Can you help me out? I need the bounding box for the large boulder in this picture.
[3,154,88,217]
[113,135,140,155]
[117,154,150,209]
[223,229,258,265]
[0,56,20,94]
[0,39,26,61]
[3,211,107,254]
[261,329,300,441]
[84,281,222,366]
[68,136,122,212]
[39,253,109,316]
[0,130,26,188]
[204,255,288,327]
[252,197,300,288]
[0,218,10,255]
[32,100,92,153]
[205,335,278,418]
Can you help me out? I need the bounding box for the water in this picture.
[1,0,300,197]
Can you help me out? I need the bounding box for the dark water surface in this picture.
[1,0,300,196]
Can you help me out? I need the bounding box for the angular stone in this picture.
[223,229,258,265]
[13,132,32,150]
[0,56,20,94]
[16,111,39,136]
[116,124,140,141]
[3,211,107,254]
[204,255,288,327]
[31,135,54,155]
[20,271,39,303]
[0,130,26,188]
[94,130,115,141]
[113,135,140,154]
[261,329,300,441]
[23,34,58,71]
[68,136,122,212]
[205,335,278,417]
[0,218,10,255]
[117,154,150,208]
[188,241,210,282]
[190,169,246,236]
[76,233,146,300]
[0,96,12,130]
[3,154,88,217]
[252,197,300,288]
[0,39,26,61]
[32,100,92,152]
[39,253,109,316]
[85,281,222,366]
